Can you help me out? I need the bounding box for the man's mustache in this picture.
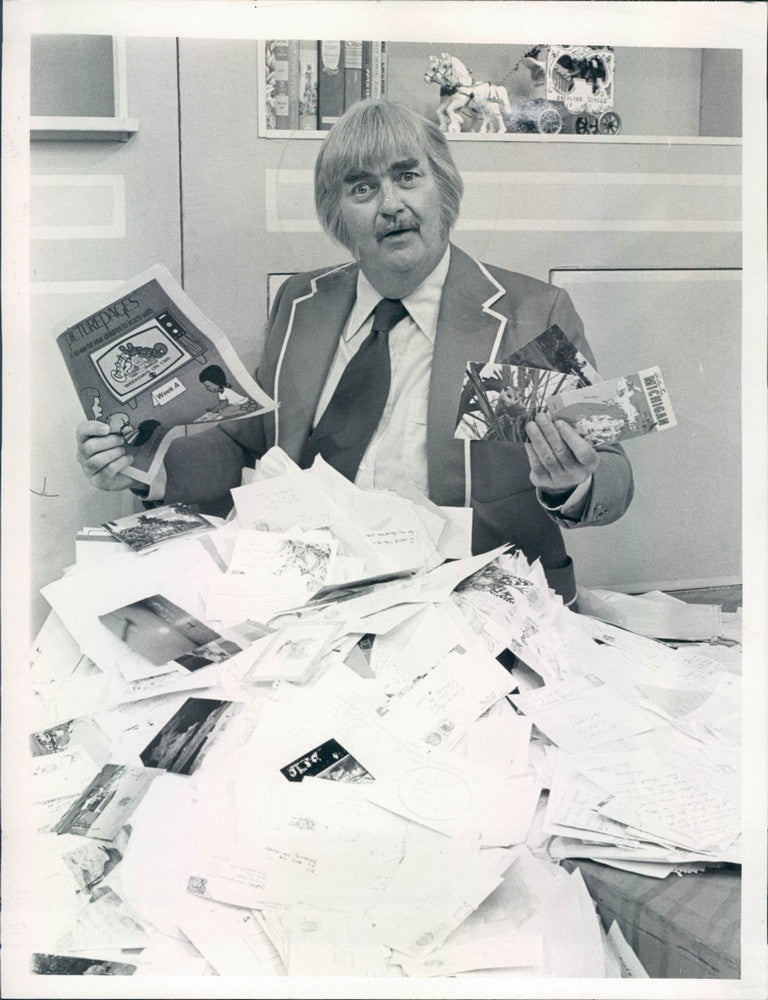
[376,218,420,240]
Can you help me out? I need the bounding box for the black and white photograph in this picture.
[103,502,211,552]
[99,593,221,666]
[61,841,124,897]
[31,953,138,976]
[138,696,238,774]
[52,763,158,840]
[2,1,766,998]
[280,737,374,784]
[29,715,110,763]
[454,360,585,443]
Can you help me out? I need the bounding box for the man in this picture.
[77,99,632,605]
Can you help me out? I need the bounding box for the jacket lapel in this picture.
[275,263,358,461]
[428,245,509,505]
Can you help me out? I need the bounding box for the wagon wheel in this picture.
[536,106,563,134]
[597,110,621,135]
[575,114,597,134]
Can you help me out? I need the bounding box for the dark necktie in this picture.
[299,297,408,480]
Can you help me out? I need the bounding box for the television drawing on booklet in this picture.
[57,265,275,488]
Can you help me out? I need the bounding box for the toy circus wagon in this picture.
[514,44,621,135]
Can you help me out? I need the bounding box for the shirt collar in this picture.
[345,245,452,344]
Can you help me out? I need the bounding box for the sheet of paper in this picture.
[454,709,532,775]
[176,897,286,976]
[607,920,650,977]
[105,661,218,708]
[412,544,510,602]
[30,714,111,766]
[74,526,126,569]
[367,830,504,958]
[30,611,96,701]
[373,644,516,751]
[579,615,679,667]
[58,885,149,954]
[363,741,494,840]
[476,773,543,848]
[251,905,290,968]
[396,915,543,975]
[286,905,391,976]
[30,746,102,804]
[545,758,641,848]
[117,772,232,937]
[243,621,341,686]
[578,587,722,640]
[598,750,740,852]
[368,604,465,693]
[206,528,337,624]
[351,602,424,636]
[231,471,391,576]
[435,505,473,560]
[42,543,222,682]
[235,776,406,869]
[512,672,656,754]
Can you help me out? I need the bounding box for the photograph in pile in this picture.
[62,841,123,898]
[52,764,158,840]
[29,716,110,763]
[280,737,374,784]
[31,954,137,976]
[455,361,583,442]
[99,594,221,666]
[175,619,272,671]
[103,503,211,552]
[139,697,239,775]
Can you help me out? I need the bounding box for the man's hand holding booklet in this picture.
[58,265,275,491]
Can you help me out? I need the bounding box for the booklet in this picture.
[546,366,677,445]
[455,361,675,447]
[57,264,275,487]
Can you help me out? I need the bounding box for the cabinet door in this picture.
[553,268,741,591]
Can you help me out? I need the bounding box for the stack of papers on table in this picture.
[24,448,740,978]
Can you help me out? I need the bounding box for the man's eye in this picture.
[351,182,372,198]
[399,172,419,184]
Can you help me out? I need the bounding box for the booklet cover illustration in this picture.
[57,265,275,487]
[546,366,677,445]
[455,361,676,446]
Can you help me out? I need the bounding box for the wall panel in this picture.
[30,36,183,635]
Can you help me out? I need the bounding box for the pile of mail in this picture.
[23,448,739,979]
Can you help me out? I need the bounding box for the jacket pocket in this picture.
[469,439,533,504]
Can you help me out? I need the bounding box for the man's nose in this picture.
[378,178,406,216]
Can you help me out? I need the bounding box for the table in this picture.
[568,583,743,978]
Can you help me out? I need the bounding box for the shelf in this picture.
[30,116,139,142]
[259,129,742,146]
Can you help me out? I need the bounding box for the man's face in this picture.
[338,153,448,292]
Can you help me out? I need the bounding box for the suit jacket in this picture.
[164,245,633,602]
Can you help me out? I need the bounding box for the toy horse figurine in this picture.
[424,53,512,133]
